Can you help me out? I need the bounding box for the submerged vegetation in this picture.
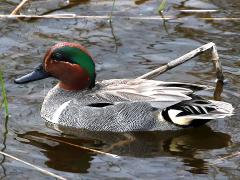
[0,69,9,117]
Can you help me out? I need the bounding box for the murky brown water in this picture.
[0,0,240,179]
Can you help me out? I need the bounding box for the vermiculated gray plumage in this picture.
[41,79,233,132]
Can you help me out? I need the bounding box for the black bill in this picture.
[14,64,51,84]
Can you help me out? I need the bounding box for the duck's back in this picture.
[41,79,233,132]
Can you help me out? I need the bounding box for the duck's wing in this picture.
[90,79,209,109]
[52,99,178,132]
[98,79,233,125]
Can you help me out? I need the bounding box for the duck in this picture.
[14,42,234,132]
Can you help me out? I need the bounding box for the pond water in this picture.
[0,0,240,179]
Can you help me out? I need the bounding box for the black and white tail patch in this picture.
[160,99,233,127]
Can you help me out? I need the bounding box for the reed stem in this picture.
[0,69,9,117]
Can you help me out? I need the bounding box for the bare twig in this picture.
[137,42,224,81]
[210,151,240,165]
[0,151,66,180]
[10,0,30,15]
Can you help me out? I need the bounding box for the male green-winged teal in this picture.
[15,42,233,132]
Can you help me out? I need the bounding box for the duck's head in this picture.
[15,42,96,91]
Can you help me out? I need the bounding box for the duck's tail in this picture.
[159,98,234,127]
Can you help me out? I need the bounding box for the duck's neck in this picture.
[46,60,94,91]
[58,70,93,91]
[58,82,89,91]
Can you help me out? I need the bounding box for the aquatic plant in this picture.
[158,0,168,12]
[109,0,116,23]
[0,69,9,117]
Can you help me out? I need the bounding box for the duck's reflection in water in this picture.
[17,124,231,174]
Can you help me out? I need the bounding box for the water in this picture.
[0,0,240,179]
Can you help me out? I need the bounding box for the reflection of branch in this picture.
[109,20,119,53]
[43,136,119,158]
[26,135,119,158]
[109,0,116,23]
[10,0,30,15]
[103,134,135,152]
[159,12,169,34]
[210,151,240,165]
[109,0,119,52]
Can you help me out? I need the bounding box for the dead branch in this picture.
[137,42,224,81]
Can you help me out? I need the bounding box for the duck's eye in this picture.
[51,51,74,64]
[51,52,64,61]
